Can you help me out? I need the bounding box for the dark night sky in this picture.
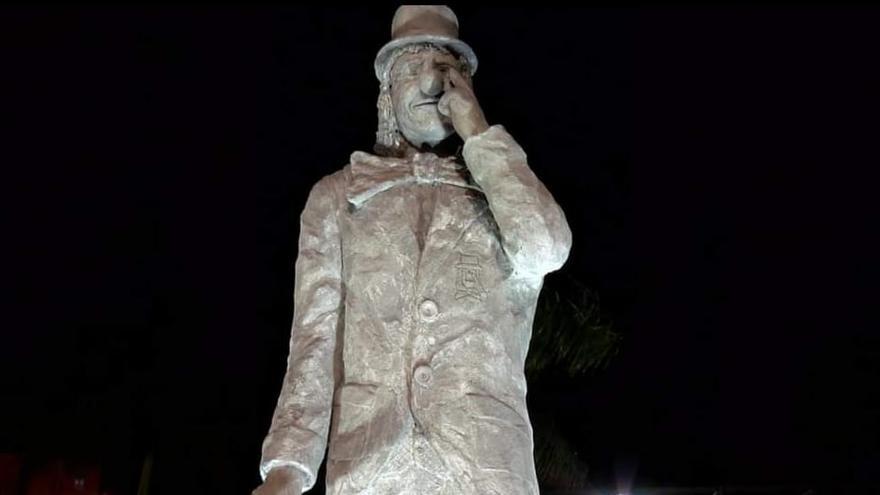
[2,6,879,494]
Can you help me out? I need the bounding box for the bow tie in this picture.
[346,151,482,207]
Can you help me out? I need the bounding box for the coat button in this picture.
[413,365,434,386]
[419,299,439,321]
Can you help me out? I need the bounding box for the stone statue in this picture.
[253,6,572,495]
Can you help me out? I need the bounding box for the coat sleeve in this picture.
[260,175,343,491]
[462,125,573,279]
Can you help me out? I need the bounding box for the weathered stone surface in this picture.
[254,6,571,495]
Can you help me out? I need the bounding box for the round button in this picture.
[419,299,439,321]
[413,365,434,386]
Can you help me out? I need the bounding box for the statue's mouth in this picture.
[413,99,439,108]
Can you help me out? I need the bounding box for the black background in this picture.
[3,6,878,494]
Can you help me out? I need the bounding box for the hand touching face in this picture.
[436,63,489,141]
[389,48,463,148]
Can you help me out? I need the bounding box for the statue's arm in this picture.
[258,175,343,493]
[463,125,573,279]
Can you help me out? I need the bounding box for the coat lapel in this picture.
[415,186,490,296]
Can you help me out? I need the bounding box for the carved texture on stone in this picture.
[261,125,572,494]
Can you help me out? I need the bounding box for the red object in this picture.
[0,454,23,495]
[25,460,101,495]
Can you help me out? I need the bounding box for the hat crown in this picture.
[390,5,459,40]
[374,5,478,81]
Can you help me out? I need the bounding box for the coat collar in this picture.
[345,150,482,208]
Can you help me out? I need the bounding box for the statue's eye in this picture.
[393,61,419,79]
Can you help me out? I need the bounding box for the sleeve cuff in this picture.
[463,124,507,148]
[260,459,313,490]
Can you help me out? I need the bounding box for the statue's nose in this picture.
[419,66,444,97]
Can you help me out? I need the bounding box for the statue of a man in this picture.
[254,6,571,495]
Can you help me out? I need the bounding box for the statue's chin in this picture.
[401,124,454,149]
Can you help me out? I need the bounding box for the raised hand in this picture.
[437,66,489,140]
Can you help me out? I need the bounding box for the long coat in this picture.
[260,126,572,494]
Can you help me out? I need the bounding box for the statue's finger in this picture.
[437,93,451,117]
[442,72,454,93]
[447,67,470,90]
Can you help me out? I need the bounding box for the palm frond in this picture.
[527,274,620,379]
[532,410,591,490]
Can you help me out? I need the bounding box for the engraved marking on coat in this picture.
[454,253,488,302]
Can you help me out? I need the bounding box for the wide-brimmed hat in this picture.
[374,5,478,83]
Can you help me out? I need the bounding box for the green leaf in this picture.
[526,273,621,380]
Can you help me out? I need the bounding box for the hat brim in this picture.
[374,35,478,82]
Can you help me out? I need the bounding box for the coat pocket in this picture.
[466,393,532,473]
[328,383,378,461]
[328,383,403,463]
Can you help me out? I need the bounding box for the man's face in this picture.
[389,48,465,148]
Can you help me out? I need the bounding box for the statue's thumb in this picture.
[437,93,452,117]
